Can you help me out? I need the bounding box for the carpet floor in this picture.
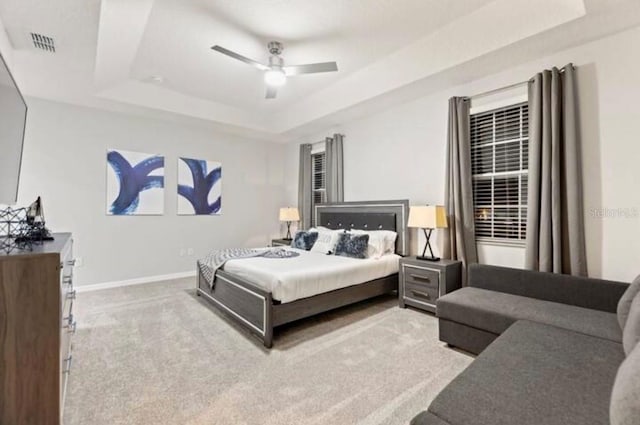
[64,277,472,425]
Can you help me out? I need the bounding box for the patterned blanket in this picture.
[197,248,299,289]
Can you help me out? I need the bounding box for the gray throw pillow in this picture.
[623,294,640,355]
[334,233,369,259]
[618,275,640,330]
[291,231,318,250]
[610,341,640,425]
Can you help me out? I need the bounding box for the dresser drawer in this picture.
[402,264,440,290]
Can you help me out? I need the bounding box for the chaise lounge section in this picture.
[411,264,640,425]
[437,264,628,354]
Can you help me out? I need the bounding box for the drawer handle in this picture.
[64,313,74,328]
[68,321,77,334]
[63,276,73,285]
[410,274,431,283]
[63,355,73,374]
[66,290,77,301]
[66,259,76,266]
[411,290,432,300]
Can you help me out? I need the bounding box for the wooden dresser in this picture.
[0,233,75,425]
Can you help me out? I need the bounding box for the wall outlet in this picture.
[187,248,194,256]
[179,248,186,257]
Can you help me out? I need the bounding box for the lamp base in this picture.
[416,255,440,262]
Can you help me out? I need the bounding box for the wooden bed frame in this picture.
[196,200,410,348]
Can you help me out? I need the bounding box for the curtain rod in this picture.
[467,80,528,101]
[467,63,575,101]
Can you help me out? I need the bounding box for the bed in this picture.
[195,200,410,348]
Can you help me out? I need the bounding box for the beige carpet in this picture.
[64,278,472,425]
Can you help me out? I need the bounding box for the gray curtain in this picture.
[298,144,312,230]
[325,134,344,203]
[525,64,587,276]
[443,97,478,284]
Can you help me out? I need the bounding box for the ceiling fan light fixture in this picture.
[264,69,286,87]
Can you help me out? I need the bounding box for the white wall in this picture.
[14,98,286,286]
[284,25,640,282]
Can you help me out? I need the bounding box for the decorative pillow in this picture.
[623,293,640,355]
[610,341,640,425]
[310,230,342,254]
[334,233,370,259]
[291,231,318,251]
[618,274,640,330]
[350,229,386,259]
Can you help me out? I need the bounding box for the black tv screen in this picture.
[0,52,26,205]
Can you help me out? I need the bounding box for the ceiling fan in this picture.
[211,41,338,99]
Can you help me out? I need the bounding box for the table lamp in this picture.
[279,207,300,240]
[408,205,448,261]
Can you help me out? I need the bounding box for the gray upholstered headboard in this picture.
[314,200,410,256]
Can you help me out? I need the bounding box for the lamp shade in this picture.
[279,207,300,222]
[408,205,448,229]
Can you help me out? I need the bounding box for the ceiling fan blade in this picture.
[283,62,338,76]
[265,86,278,99]
[211,45,270,71]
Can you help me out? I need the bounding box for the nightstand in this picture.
[399,257,462,313]
[271,238,292,247]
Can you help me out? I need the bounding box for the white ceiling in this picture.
[0,0,639,142]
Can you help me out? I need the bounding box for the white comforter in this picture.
[222,248,400,303]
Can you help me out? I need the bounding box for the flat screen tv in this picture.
[0,52,27,205]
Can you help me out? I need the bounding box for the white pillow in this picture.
[310,229,342,254]
[378,230,398,254]
[310,226,343,233]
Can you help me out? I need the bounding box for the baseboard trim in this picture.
[76,270,197,293]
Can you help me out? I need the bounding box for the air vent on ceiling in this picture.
[30,33,55,52]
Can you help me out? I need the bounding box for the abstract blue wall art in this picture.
[177,157,222,215]
[106,149,165,215]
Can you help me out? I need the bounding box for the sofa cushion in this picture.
[618,274,640,329]
[610,341,640,425]
[427,320,625,425]
[411,411,450,425]
[622,293,640,355]
[437,287,622,343]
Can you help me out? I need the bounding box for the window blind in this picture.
[471,102,528,243]
[312,152,326,208]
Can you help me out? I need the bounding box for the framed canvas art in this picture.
[106,149,165,215]
[177,157,222,215]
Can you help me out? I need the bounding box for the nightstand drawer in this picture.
[404,281,438,304]
[402,264,439,290]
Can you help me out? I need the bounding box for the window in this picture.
[471,102,528,244]
[311,151,326,213]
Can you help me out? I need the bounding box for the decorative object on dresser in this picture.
[399,256,461,313]
[408,205,448,261]
[0,233,76,424]
[279,207,300,240]
[271,238,292,247]
[16,196,54,243]
[0,205,31,253]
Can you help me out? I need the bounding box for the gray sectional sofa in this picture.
[411,264,640,425]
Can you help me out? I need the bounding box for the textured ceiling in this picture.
[0,0,639,141]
